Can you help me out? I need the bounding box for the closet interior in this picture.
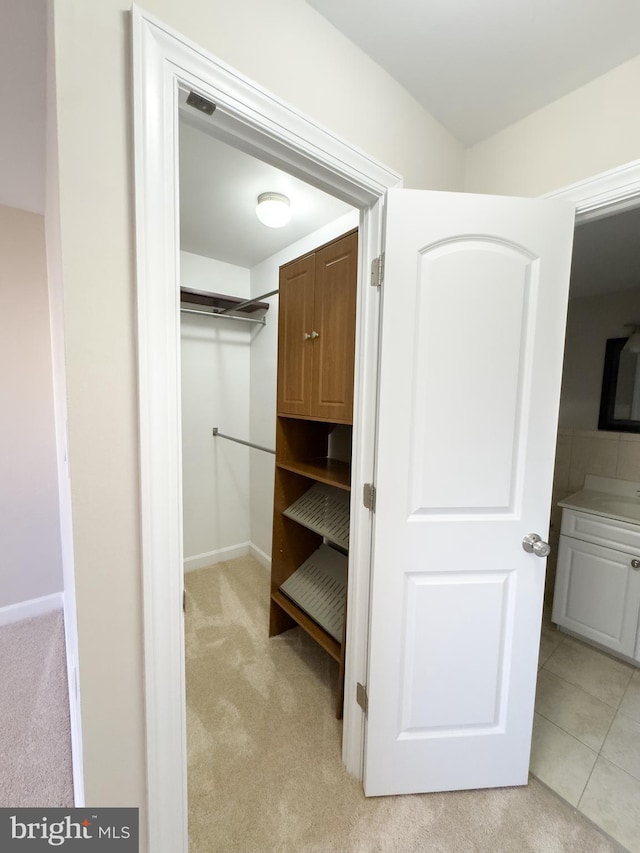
[178,109,359,726]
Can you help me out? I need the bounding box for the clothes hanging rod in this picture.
[180,307,266,325]
[212,427,275,455]
[218,288,279,315]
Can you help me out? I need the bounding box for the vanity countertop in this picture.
[559,475,640,526]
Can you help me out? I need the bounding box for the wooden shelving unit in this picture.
[270,230,357,718]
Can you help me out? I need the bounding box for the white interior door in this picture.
[365,188,575,795]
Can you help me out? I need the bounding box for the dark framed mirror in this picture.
[598,336,640,433]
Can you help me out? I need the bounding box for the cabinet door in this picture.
[277,253,315,416]
[310,231,358,423]
[552,534,640,657]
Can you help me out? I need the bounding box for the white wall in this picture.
[465,55,640,197]
[248,210,360,564]
[0,204,63,608]
[180,252,251,568]
[559,289,640,430]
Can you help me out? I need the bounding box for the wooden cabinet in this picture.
[277,229,357,424]
[270,230,357,717]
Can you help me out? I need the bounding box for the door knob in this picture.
[522,533,551,557]
[632,559,640,570]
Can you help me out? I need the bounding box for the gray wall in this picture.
[0,204,62,608]
[559,289,640,430]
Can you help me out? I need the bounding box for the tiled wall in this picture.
[546,429,640,609]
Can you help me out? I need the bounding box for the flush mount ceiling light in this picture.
[623,323,640,354]
[256,192,291,228]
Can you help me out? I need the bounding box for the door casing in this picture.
[132,7,640,852]
[133,7,400,852]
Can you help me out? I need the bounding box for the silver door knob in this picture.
[631,559,640,570]
[522,533,551,557]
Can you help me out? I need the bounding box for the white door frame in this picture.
[132,7,401,852]
[132,7,640,852]
[546,158,640,221]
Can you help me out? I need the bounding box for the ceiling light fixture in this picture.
[256,192,291,228]
[623,323,640,354]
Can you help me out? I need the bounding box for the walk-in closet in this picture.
[178,107,360,847]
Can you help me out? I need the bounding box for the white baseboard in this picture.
[0,592,63,627]
[249,543,271,571]
[62,588,85,807]
[183,542,272,572]
[183,543,250,572]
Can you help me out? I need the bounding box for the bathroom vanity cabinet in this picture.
[552,476,640,664]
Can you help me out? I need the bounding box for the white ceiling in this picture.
[306,0,640,144]
[179,117,354,268]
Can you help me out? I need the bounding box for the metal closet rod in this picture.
[180,306,266,325]
[212,427,275,455]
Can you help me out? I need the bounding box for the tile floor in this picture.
[532,620,640,852]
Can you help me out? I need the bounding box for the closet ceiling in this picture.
[306,0,640,145]
[179,121,354,269]
[570,207,640,299]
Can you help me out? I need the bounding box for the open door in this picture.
[365,188,575,795]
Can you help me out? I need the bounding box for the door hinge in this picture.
[183,590,186,613]
[370,254,384,287]
[363,482,376,512]
[356,682,368,715]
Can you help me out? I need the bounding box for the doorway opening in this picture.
[178,108,364,843]
[534,202,640,850]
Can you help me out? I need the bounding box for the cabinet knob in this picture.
[522,533,551,557]
[303,332,311,340]
[310,330,319,340]
[632,559,640,570]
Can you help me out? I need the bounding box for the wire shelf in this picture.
[279,545,347,642]
[283,483,350,550]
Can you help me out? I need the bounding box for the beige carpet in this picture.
[0,609,73,807]
[186,557,623,853]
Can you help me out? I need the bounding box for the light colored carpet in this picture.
[186,557,623,853]
[0,609,73,807]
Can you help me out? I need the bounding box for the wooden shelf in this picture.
[277,457,350,491]
[271,590,341,662]
[180,286,269,315]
